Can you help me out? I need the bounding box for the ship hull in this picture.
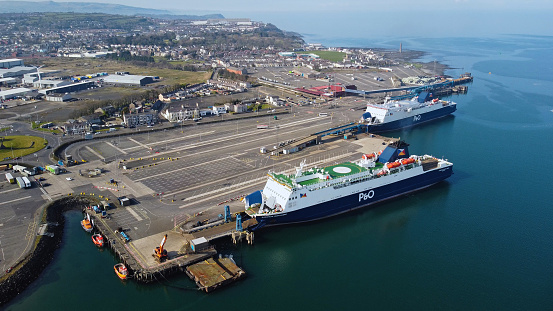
[367,104,456,133]
[253,165,452,228]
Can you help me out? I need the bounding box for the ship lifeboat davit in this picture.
[362,153,376,160]
[401,158,416,165]
[114,263,128,280]
[92,234,104,247]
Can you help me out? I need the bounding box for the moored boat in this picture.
[244,140,453,229]
[81,214,93,233]
[114,263,128,280]
[92,234,104,247]
[361,92,456,132]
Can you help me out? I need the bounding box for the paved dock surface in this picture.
[0,98,390,278]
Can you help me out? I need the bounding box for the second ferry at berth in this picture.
[244,140,452,229]
[361,91,456,133]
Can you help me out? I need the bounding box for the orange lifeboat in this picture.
[377,170,387,176]
[401,158,415,165]
[362,153,375,160]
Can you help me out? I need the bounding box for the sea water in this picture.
[5,35,553,310]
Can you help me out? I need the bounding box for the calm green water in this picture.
[5,35,553,310]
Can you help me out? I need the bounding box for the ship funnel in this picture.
[378,140,410,163]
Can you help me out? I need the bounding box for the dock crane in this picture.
[153,234,168,262]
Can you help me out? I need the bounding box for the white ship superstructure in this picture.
[244,141,453,228]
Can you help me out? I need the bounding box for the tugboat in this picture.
[114,263,128,280]
[81,214,93,233]
[92,234,104,247]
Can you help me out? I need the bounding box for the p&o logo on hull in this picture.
[413,115,421,122]
[359,190,375,202]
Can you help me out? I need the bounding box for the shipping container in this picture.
[5,173,14,183]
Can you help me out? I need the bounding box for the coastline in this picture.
[0,197,95,307]
[0,45,450,308]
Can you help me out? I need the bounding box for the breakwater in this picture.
[0,196,96,307]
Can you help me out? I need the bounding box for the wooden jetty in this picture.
[186,257,246,292]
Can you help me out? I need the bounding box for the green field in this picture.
[33,58,211,86]
[0,135,48,160]
[298,51,346,62]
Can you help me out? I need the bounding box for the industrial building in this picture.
[0,66,36,78]
[38,81,96,95]
[0,58,24,69]
[102,75,154,86]
[0,88,33,100]
[0,77,17,86]
[34,79,71,89]
[45,93,72,102]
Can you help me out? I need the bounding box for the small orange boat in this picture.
[81,216,93,233]
[114,263,128,280]
[92,234,104,247]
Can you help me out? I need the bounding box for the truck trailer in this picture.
[45,165,60,175]
[16,177,25,188]
[5,173,14,184]
[21,176,31,188]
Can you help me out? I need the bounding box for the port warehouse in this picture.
[101,75,154,86]
[0,87,34,100]
[38,81,96,95]
[0,58,24,69]
[0,77,17,86]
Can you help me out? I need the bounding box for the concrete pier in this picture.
[86,210,217,283]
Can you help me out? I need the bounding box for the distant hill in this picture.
[0,1,224,19]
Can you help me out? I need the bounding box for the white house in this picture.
[212,106,227,115]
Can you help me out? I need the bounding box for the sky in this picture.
[46,0,553,38]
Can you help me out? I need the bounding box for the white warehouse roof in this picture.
[102,75,153,85]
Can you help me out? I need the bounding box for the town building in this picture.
[123,112,159,127]
[161,107,194,122]
[226,67,245,75]
[212,106,227,115]
[79,114,103,126]
[62,120,90,135]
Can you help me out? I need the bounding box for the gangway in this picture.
[313,122,364,138]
